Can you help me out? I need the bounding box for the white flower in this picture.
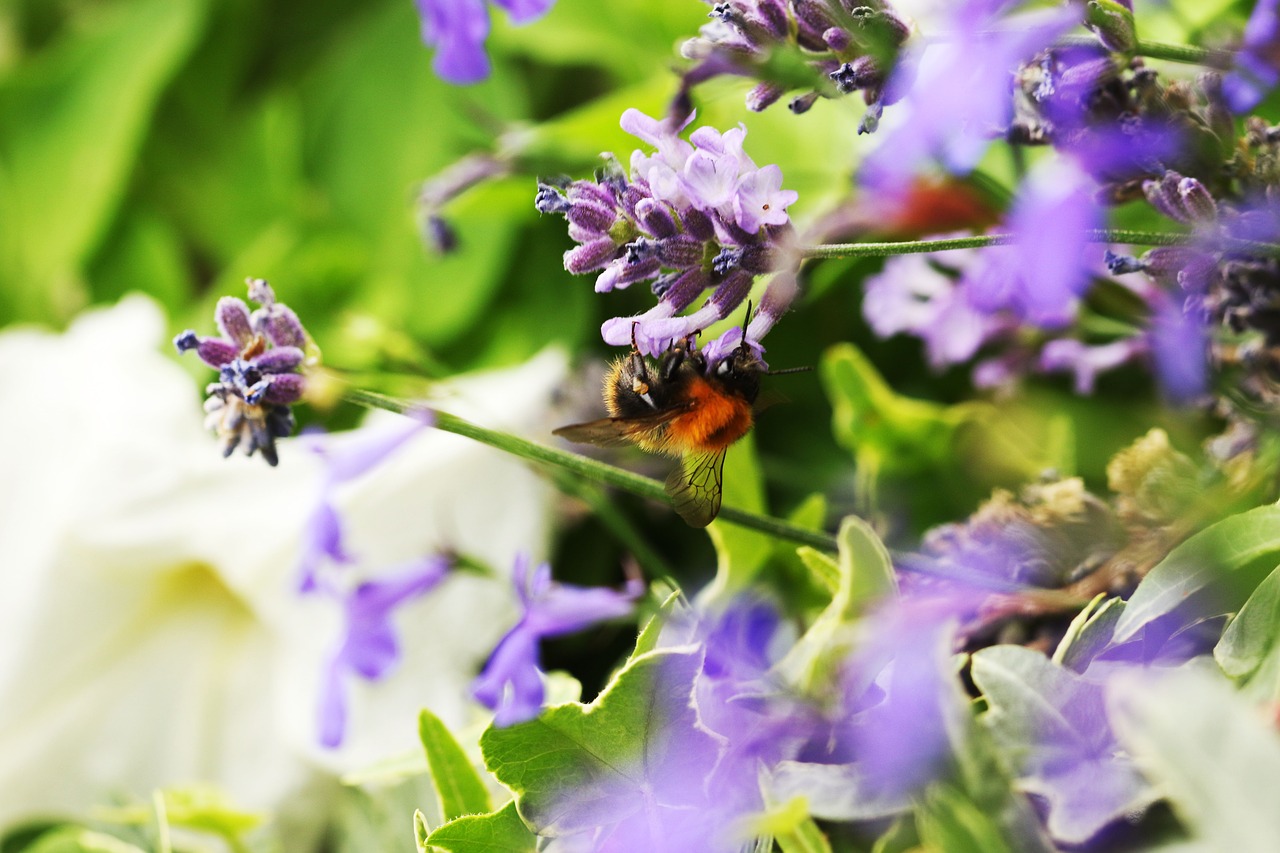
[0,295,564,831]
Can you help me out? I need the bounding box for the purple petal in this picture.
[296,500,354,593]
[317,656,349,749]
[523,579,643,638]
[1223,0,1280,113]
[262,373,306,405]
[253,303,308,351]
[1038,338,1144,394]
[194,338,241,368]
[215,297,254,347]
[1149,295,1208,405]
[313,410,433,485]
[417,0,492,84]
[471,627,545,726]
[253,346,304,373]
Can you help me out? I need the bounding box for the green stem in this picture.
[342,388,839,553]
[1056,34,1234,70]
[801,230,1280,260]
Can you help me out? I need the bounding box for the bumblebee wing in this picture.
[553,409,683,449]
[664,448,726,528]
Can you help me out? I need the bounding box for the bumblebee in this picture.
[554,331,764,527]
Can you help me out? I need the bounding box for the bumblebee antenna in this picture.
[766,365,813,376]
[737,300,754,353]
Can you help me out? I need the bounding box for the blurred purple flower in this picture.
[1222,0,1280,112]
[963,158,1103,328]
[296,410,434,592]
[861,1,1079,196]
[318,555,452,748]
[472,555,643,726]
[862,250,1009,369]
[415,0,555,84]
[1148,292,1209,405]
[1039,338,1145,394]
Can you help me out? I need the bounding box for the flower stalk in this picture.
[801,230,1280,260]
[341,385,839,553]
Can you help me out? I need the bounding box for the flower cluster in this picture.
[678,0,913,130]
[537,109,798,355]
[174,279,311,467]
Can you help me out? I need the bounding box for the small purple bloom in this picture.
[1223,0,1280,112]
[174,278,311,466]
[415,0,555,85]
[472,555,643,726]
[318,555,452,748]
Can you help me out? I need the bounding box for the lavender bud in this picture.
[823,27,853,53]
[255,302,307,350]
[263,373,307,405]
[1177,177,1218,223]
[1085,0,1137,53]
[174,330,200,353]
[681,207,717,241]
[215,297,254,347]
[422,214,458,254]
[659,268,712,311]
[1143,172,1192,224]
[850,6,911,45]
[829,56,880,94]
[626,238,660,266]
[566,199,616,235]
[858,102,884,135]
[1104,250,1146,275]
[635,198,679,238]
[754,0,790,39]
[792,0,835,45]
[534,183,571,215]
[565,237,619,274]
[567,180,617,210]
[712,247,743,277]
[746,81,785,112]
[657,235,705,269]
[255,347,305,373]
[789,92,821,114]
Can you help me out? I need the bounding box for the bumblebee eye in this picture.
[716,360,731,375]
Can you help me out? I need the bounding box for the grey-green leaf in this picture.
[1113,504,1280,643]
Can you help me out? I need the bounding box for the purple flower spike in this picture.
[1223,0,1280,113]
[415,0,554,85]
[544,109,796,351]
[472,555,643,726]
[318,555,452,748]
[175,279,313,466]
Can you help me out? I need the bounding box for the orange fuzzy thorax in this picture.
[665,374,754,454]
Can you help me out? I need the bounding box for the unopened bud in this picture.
[1085,0,1137,53]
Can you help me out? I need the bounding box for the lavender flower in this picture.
[472,555,643,726]
[1222,0,1280,113]
[539,109,797,357]
[317,555,452,748]
[678,1,913,125]
[173,278,311,467]
[415,0,555,84]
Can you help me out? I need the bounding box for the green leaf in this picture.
[796,547,840,597]
[753,797,833,853]
[1109,664,1280,853]
[91,786,261,842]
[1215,563,1280,680]
[630,588,685,659]
[480,649,717,838]
[970,646,1156,845]
[425,801,536,853]
[777,516,896,693]
[414,810,430,853]
[705,431,773,599]
[1053,595,1126,674]
[419,709,492,823]
[1113,504,1280,643]
[0,0,206,322]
